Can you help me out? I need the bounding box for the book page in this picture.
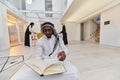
[44,64,66,75]
[24,58,66,76]
[24,58,51,75]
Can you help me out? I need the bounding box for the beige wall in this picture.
[100,4,120,46]
[65,22,80,41]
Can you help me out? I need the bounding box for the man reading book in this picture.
[10,22,80,80]
[36,22,68,62]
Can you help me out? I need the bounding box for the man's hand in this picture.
[57,51,66,61]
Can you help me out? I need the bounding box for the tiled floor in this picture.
[67,41,120,80]
[0,41,120,80]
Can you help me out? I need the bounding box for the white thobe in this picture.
[10,35,80,80]
[36,35,68,60]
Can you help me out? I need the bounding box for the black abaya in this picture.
[24,26,31,47]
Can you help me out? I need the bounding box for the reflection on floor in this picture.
[0,41,120,80]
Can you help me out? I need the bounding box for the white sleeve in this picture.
[36,39,44,60]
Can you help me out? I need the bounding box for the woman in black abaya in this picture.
[60,24,68,45]
[24,22,36,47]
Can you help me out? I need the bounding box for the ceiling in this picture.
[4,0,120,23]
[21,0,67,19]
[4,0,67,20]
[61,0,120,23]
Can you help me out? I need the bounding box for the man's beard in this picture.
[46,34,51,38]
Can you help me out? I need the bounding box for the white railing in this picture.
[89,28,100,42]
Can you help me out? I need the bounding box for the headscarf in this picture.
[41,22,59,56]
[29,22,34,28]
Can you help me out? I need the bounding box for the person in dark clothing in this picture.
[60,24,68,45]
[24,22,36,47]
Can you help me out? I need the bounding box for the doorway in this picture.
[80,23,84,41]
[7,13,25,46]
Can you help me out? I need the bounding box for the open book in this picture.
[24,58,66,76]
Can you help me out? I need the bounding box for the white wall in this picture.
[26,18,41,33]
[0,3,10,50]
[65,22,80,41]
[8,0,22,10]
[100,4,120,46]
[27,18,62,33]
[83,21,91,40]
